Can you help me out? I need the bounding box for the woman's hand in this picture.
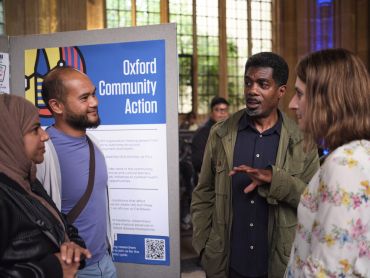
[55,242,92,277]
[59,241,91,264]
[55,252,80,278]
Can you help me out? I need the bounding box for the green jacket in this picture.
[191,109,319,278]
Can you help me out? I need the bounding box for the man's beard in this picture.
[64,108,101,130]
[245,95,262,117]
[245,107,260,117]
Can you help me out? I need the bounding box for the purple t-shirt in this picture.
[47,126,108,265]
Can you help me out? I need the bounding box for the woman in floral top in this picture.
[286,48,370,277]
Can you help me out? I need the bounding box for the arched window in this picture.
[105,0,273,115]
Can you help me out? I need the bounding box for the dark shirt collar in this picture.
[238,110,282,135]
[206,118,216,126]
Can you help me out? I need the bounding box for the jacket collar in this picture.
[215,109,245,138]
[216,109,302,142]
[280,112,304,145]
[214,109,303,169]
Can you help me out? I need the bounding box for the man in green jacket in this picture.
[191,52,319,278]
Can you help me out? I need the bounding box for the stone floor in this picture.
[181,270,206,278]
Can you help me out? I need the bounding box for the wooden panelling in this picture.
[57,0,87,32]
[87,0,105,30]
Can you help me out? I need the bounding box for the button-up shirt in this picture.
[230,112,282,277]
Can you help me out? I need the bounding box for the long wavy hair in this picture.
[296,48,370,151]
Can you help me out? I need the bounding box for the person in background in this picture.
[191,96,230,175]
[191,52,320,278]
[37,67,116,277]
[179,97,229,230]
[0,93,91,278]
[180,111,199,131]
[286,48,370,277]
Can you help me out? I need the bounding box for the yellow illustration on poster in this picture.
[25,47,86,119]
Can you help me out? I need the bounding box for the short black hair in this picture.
[245,52,289,86]
[210,96,229,110]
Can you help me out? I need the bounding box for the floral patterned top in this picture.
[285,140,370,278]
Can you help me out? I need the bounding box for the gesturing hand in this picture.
[229,165,272,193]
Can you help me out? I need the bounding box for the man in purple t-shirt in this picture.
[38,66,116,277]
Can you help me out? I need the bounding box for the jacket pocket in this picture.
[215,160,228,224]
[215,159,227,194]
[275,222,297,264]
[205,229,224,254]
[202,230,227,278]
[286,159,305,176]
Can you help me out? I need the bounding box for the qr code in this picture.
[144,238,166,261]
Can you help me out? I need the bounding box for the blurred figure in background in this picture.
[180,111,198,131]
[191,96,230,176]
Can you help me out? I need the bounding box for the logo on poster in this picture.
[98,57,160,115]
[123,58,157,75]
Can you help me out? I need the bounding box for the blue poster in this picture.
[25,40,166,126]
[81,40,166,125]
[25,40,170,266]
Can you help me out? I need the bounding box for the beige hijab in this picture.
[0,93,38,191]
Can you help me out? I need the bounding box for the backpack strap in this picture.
[66,136,95,223]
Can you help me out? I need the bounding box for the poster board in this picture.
[9,24,180,278]
[0,36,9,93]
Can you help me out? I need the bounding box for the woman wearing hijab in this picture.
[286,49,370,277]
[0,94,91,277]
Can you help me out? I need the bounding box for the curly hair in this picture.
[245,52,289,86]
